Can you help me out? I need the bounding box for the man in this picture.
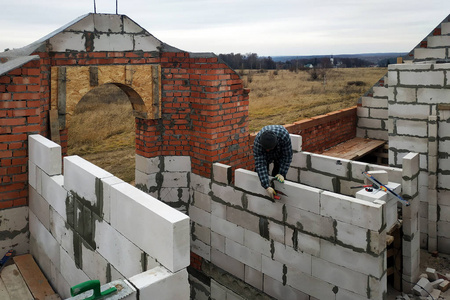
[253,125,292,199]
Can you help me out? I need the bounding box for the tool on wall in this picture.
[362,171,410,206]
[69,279,134,300]
[270,178,288,200]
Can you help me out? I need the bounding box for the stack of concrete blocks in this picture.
[28,134,190,299]
[135,154,191,214]
[187,134,420,300]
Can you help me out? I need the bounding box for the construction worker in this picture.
[253,125,292,199]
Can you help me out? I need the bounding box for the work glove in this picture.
[275,174,284,183]
[266,187,276,199]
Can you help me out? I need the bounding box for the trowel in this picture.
[68,279,135,300]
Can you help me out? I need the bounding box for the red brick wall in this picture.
[0,60,42,207]
[136,52,252,178]
[285,106,357,153]
[248,106,357,164]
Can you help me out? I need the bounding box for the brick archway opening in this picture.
[67,83,137,183]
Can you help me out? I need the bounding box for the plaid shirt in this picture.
[253,125,293,189]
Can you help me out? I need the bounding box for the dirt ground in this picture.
[388,249,450,299]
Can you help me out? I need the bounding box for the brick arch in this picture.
[50,64,161,131]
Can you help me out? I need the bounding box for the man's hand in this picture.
[266,187,276,199]
[275,174,284,183]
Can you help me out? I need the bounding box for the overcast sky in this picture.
[1,0,449,56]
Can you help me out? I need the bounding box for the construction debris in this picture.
[394,271,450,300]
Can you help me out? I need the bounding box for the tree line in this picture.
[218,53,379,70]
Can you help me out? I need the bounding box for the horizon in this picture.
[1,1,449,56]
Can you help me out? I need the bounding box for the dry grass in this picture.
[67,85,136,183]
[246,68,387,132]
[67,67,387,183]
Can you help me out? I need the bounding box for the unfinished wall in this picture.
[187,149,420,299]
[133,133,420,299]
[387,62,450,254]
[356,15,450,255]
[28,134,190,299]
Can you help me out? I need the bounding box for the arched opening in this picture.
[67,83,136,184]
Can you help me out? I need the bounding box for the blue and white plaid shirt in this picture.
[253,125,293,189]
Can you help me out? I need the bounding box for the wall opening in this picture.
[67,83,136,183]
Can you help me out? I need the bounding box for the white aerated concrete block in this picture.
[59,247,89,287]
[50,208,75,259]
[312,257,368,297]
[400,70,445,86]
[286,207,335,239]
[262,255,284,282]
[29,186,50,230]
[164,156,191,172]
[41,173,67,220]
[321,191,384,231]
[428,35,450,47]
[81,242,109,283]
[287,266,336,300]
[226,239,262,271]
[211,183,244,208]
[211,249,244,280]
[28,134,62,175]
[402,152,420,178]
[320,240,384,278]
[29,211,60,269]
[290,134,302,152]
[244,229,272,257]
[310,154,348,177]
[95,219,145,278]
[190,173,212,194]
[129,267,189,300]
[414,48,446,60]
[211,216,244,244]
[101,176,124,224]
[335,220,368,250]
[213,163,232,184]
[109,182,190,272]
[263,275,309,300]
[273,242,311,274]
[135,154,161,174]
[234,168,268,197]
[417,87,450,104]
[366,170,388,185]
[64,155,114,204]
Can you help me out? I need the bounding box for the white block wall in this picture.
[387,62,450,254]
[135,154,191,213]
[27,135,190,299]
[190,159,395,300]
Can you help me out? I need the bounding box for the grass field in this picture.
[67,67,387,183]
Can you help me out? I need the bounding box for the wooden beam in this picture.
[49,110,61,144]
[89,66,98,87]
[13,254,59,300]
[57,67,67,130]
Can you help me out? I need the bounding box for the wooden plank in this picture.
[322,138,386,160]
[13,254,58,300]
[57,66,67,130]
[49,110,61,144]
[0,264,33,300]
